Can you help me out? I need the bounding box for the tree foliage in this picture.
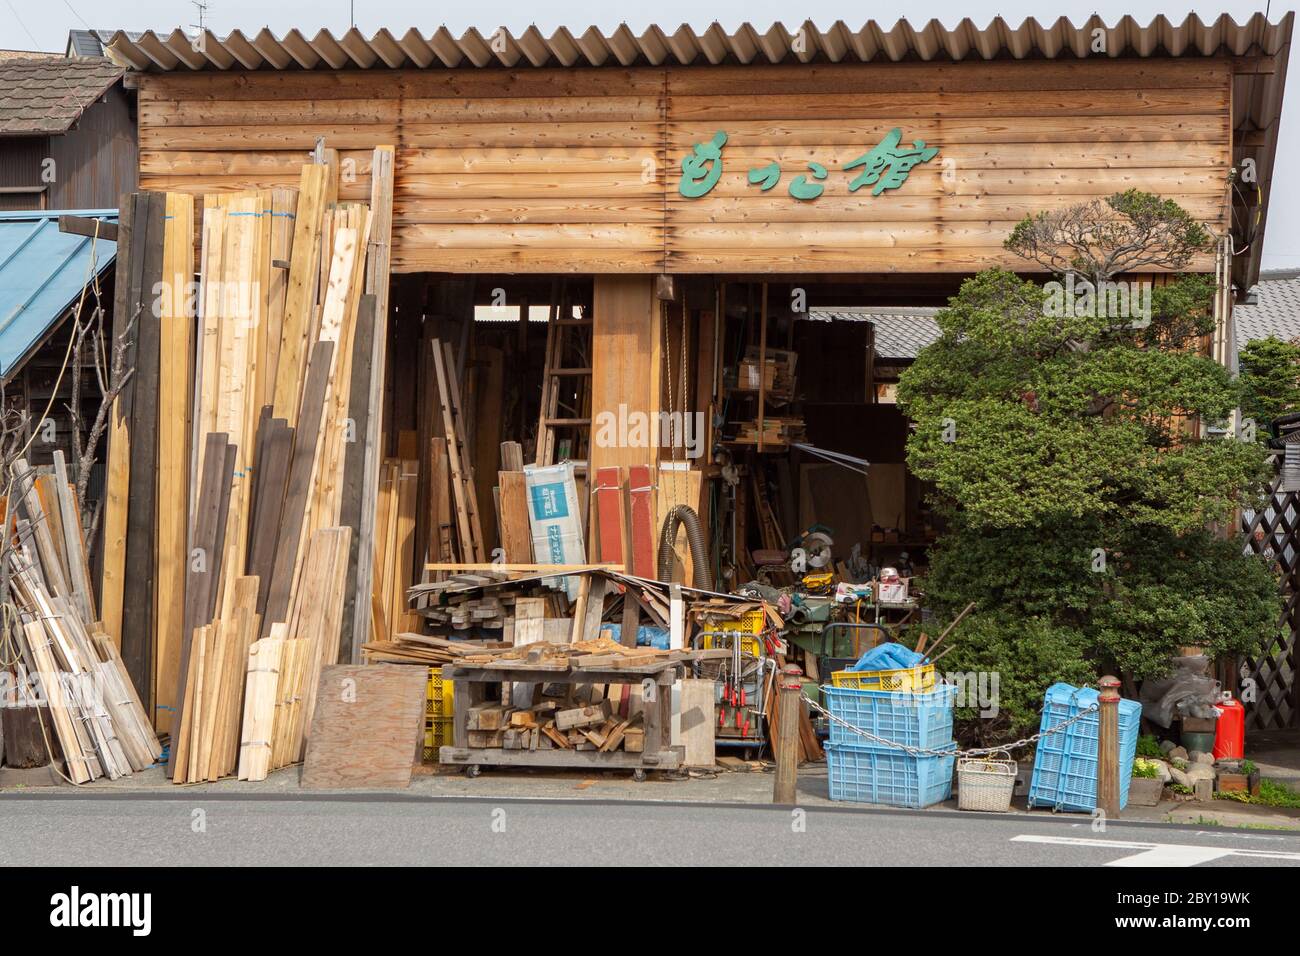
[898,193,1276,742]
[1238,335,1300,435]
[1004,189,1213,286]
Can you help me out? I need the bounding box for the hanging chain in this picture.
[804,695,1101,759]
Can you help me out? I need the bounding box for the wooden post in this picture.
[773,664,803,804]
[1097,675,1121,818]
[0,702,51,768]
[669,583,683,744]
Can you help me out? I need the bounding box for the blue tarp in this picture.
[850,641,924,672]
[0,209,117,381]
[598,624,670,650]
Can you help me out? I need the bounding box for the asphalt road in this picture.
[2,795,1300,866]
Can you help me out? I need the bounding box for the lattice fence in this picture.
[1241,475,1300,729]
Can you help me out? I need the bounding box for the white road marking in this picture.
[1012,834,1300,866]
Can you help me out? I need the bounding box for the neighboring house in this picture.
[0,209,118,478]
[808,306,941,402]
[0,48,134,551]
[1234,269,1300,349]
[0,54,136,210]
[66,29,145,59]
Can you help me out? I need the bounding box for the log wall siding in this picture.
[136,58,1233,275]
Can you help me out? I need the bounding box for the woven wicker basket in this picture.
[956,751,1017,812]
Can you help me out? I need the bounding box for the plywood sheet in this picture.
[680,678,716,768]
[300,664,426,789]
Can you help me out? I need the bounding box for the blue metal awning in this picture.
[0,209,118,383]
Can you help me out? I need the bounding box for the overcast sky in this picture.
[2,2,1295,275]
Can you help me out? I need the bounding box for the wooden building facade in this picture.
[132,57,1237,276]
[102,17,1296,726]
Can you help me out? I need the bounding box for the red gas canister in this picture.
[1213,693,1245,760]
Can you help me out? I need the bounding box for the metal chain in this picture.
[805,696,1101,758]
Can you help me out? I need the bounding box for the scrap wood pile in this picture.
[410,569,572,631]
[98,145,397,785]
[3,455,161,781]
[466,698,647,754]
[453,634,711,670]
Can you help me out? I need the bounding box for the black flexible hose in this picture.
[657,504,713,591]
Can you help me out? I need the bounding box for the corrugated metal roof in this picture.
[0,210,117,382]
[103,15,1292,291]
[103,15,1290,72]
[808,306,941,360]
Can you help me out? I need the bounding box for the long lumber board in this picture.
[156,191,195,731]
[351,145,395,658]
[120,190,167,701]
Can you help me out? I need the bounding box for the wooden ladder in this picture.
[432,338,485,562]
[535,304,593,466]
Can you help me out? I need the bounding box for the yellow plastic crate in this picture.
[423,716,453,762]
[701,609,769,657]
[831,664,936,692]
[702,632,763,657]
[427,669,454,718]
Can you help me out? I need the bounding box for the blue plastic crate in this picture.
[1028,683,1141,812]
[826,742,956,808]
[824,683,957,749]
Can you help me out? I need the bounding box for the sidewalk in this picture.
[4,759,1298,831]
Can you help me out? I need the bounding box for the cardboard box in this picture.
[523,461,586,598]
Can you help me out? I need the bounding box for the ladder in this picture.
[432,337,485,562]
[535,300,593,466]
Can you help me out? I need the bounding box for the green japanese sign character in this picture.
[678,131,728,198]
[747,161,780,191]
[843,128,939,196]
[788,162,828,201]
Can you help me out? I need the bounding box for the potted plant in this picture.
[1216,768,1249,793]
[1242,759,1262,797]
[1129,758,1165,806]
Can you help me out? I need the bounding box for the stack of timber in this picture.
[466,699,647,755]
[98,146,397,785]
[370,457,419,639]
[4,456,161,781]
[361,631,510,666]
[408,569,575,632]
[731,417,807,448]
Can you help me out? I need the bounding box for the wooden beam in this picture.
[58,215,119,242]
[351,145,396,659]
[120,191,167,702]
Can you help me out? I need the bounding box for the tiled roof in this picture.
[0,56,124,135]
[807,306,940,361]
[1235,271,1300,349]
[0,50,60,62]
[0,209,117,382]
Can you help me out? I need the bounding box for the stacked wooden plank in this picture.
[371,457,419,639]
[467,699,647,755]
[408,568,588,631]
[5,457,162,782]
[172,576,260,783]
[362,632,510,666]
[90,150,395,785]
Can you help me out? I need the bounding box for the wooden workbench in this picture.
[438,658,685,779]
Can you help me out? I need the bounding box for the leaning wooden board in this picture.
[300,664,426,789]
